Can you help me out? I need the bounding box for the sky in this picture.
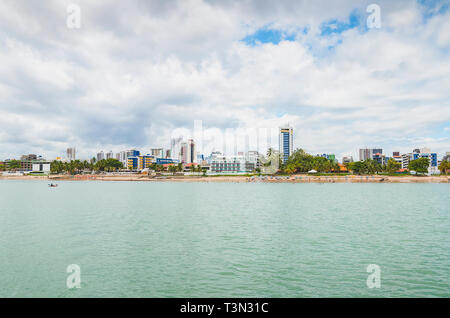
[0,0,449,161]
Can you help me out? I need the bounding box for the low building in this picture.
[32,162,51,173]
[210,155,255,173]
[342,156,353,164]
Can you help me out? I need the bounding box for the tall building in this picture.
[150,148,164,158]
[170,137,183,161]
[96,151,105,162]
[359,148,371,161]
[359,148,383,161]
[180,139,196,164]
[66,147,76,161]
[279,125,293,164]
[106,151,114,159]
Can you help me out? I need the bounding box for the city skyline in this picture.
[0,1,449,161]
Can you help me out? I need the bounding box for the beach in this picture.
[1,174,449,183]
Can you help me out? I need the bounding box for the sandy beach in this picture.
[1,174,449,183]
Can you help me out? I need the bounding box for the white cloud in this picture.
[0,0,449,161]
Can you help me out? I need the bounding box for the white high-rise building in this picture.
[66,147,76,161]
[171,137,183,161]
[279,125,293,164]
[106,151,114,159]
[180,139,196,164]
[96,151,105,162]
[150,148,164,158]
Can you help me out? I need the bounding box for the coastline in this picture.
[1,174,449,183]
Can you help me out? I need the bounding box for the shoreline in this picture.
[1,174,449,183]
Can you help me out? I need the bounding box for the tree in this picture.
[8,160,21,171]
[438,160,449,175]
[0,163,5,171]
[348,161,367,175]
[386,158,401,174]
[408,158,430,174]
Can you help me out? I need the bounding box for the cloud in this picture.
[0,0,449,161]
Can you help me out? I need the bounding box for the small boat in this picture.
[48,183,58,187]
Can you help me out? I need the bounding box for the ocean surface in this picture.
[0,180,448,297]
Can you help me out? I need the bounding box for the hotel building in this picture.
[279,126,293,164]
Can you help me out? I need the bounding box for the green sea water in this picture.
[0,180,448,297]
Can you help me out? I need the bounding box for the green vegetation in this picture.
[281,149,340,174]
[0,163,5,171]
[386,158,402,174]
[50,159,123,175]
[7,159,21,171]
[408,157,430,174]
[439,160,449,175]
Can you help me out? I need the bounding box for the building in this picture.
[210,155,255,173]
[8,154,51,172]
[32,162,51,173]
[359,148,371,161]
[156,158,177,165]
[66,148,76,161]
[106,151,114,159]
[412,148,438,174]
[443,152,450,162]
[246,151,261,169]
[96,151,105,162]
[342,156,353,164]
[259,150,280,174]
[359,148,383,161]
[372,152,386,165]
[170,137,183,161]
[150,148,164,158]
[391,152,402,165]
[180,139,196,164]
[402,153,412,169]
[279,125,293,164]
[127,155,155,170]
[317,154,336,162]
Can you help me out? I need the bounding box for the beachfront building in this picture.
[443,152,450,162]
[402,153,412,169]
[279,125,293,164]
[210,155,255,173]
[246,151,261,170]
[259,150,280,174]
[106,151,114,159]
[32,162,51,173]
[127,154,155,170]
[66,147,76,161]
[412,148,438,174]
[392,152,403,165]
[6,155,51,172]
[372,152,387,165]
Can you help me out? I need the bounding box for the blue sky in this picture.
[0,0,449,161]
